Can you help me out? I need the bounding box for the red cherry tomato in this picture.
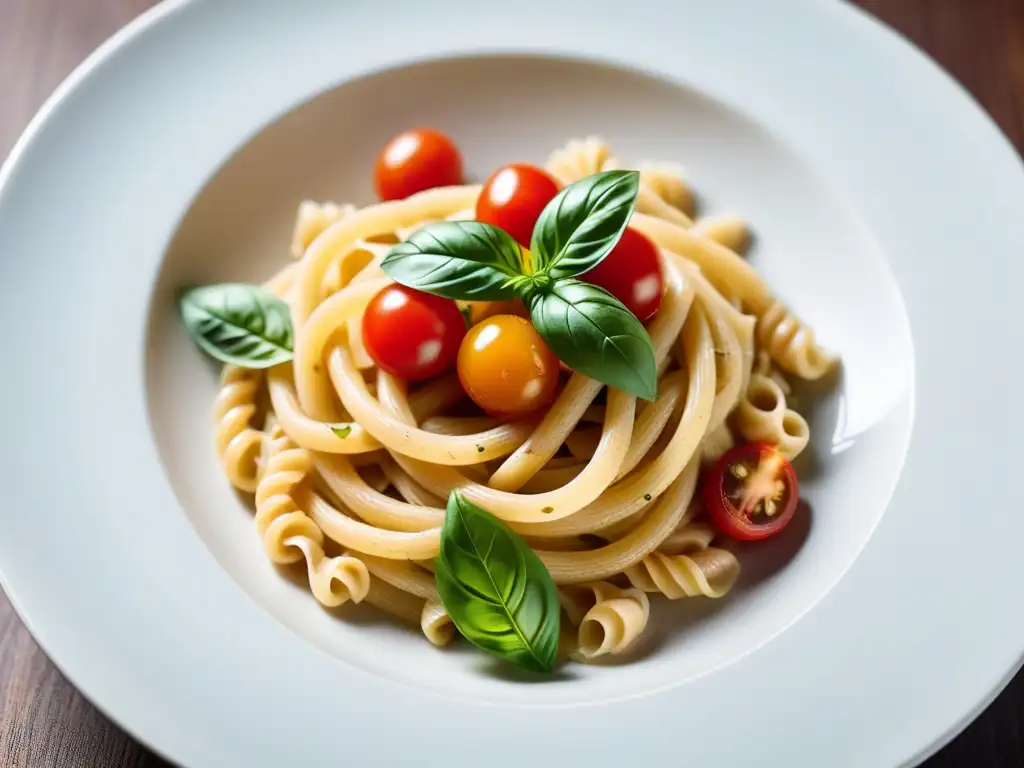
[580,227,664,321]
[702,443,799,541]
[362,285,465,381]
[374,129,463,201]
[475,163,560,248]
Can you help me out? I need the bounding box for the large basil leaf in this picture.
[529,279,656,400]
[179,283,293,368]
[381,221,526,301]
[530,170,639,280]
[435,492,560,673]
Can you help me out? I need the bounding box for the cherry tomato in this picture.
[580,227,664,321]
[459,298,530,327]
[702,443,799,541]
[457,315,559,418]
[374,128,463,201]
[362,285,465,381]
[475,163,560,248]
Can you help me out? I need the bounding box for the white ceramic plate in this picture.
[1,1,1022,766]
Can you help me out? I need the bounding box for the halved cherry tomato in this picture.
[580,227,664,321]
[703,442,799,541]
[362,284,465,381]
[475,163,560,248]
[374,128,463,201]
[457,315,559,418]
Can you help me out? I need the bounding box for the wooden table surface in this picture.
[1,0,1023,766]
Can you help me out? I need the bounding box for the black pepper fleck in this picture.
[644,494,652,501]
[476,445,485,453]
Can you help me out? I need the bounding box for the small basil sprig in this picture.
[434,491,560,673]
[179,284,294,368]
[530,169,639,279]
[381,170,656,400]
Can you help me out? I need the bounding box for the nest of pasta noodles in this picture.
[212,137,834,663]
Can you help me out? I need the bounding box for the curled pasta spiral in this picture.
[559,581,650,661]
[732,373,809,460]
[752,349,792,396]
[545,137,692,226]
[545,136,615,185]
[637,161,696,218]
[213,365,264,493]
[624,543,740,599]
[255,425,370,607]
[757,300,836,380]
[657,521,718,556]
[291,200,358,259]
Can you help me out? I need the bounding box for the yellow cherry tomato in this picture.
[457,315,559,418]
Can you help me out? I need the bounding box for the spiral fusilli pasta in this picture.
[291,200,358,259]
[560,581,651,660]
[254,425,370,607]
[625,546,740,599]
[214,366,264,493]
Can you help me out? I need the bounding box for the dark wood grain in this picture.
[0,1,1021,766]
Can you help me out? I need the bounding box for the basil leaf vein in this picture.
[435,491,560,673]
[179,283,293,369]
[530,170,640,280]
[381,221,525,301]
[529,279,657,400]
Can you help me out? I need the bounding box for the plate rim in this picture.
[1,1,1023,766]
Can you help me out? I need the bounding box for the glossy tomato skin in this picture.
[580,227,664,321]
[362,285,465,381]
[457,315,559,419]
[475,164,560,248]
[374,128,463,201]
[703,442,799,541]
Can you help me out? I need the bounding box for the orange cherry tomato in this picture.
[374,128,463,201]
[362,284,465,381]
[457,315,559,418]
[580,227,664,321]
[475,163,560,248]
[702,443,799,541]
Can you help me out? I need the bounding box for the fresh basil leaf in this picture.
[529,279,656,400]
[179,283,293,369]
[435,491,560,673]
[330,425,352,439]
[381,221,525,301]
[530,170,639,280]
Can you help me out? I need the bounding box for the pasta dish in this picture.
[179,129,836,673]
